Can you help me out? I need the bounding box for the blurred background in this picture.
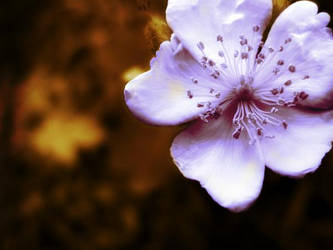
[0,0,332,249]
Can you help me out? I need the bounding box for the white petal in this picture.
[254,1,333,108]
[170,115,265,211]
[166,0,272,65]
[261,108,333,177]
[124,35,225,126]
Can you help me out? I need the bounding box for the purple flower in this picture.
[124,0,333,211]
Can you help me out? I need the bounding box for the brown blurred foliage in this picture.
[0,0,332,250]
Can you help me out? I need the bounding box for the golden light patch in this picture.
[30,112,104,165]
[273,0,290,13]
[144,14,172,50]
[122,66,145,82]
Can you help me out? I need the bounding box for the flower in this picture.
[124,0,333,211]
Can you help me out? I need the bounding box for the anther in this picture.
[284,80,292,86]
[288,65,296,73]
[197,103,204,108]
[277,60,284,66]
[210,88,215,94]
[191,77,198,84]
[299,91,309,100]
[210,73,219,79]
[257,128,263,136]
[271,88,279,95]
[240,38,248,46]
[285,38,292,44]
[269,48,274,53]
[187,90,193,99]
[279,46,284,52]
[217,35,223,42]
[282,121,288,129]
[273,68,280,75]
[303,75,310,80]
[208,60,215,67]
[253,25,260,32]
[218,51,224,57]
[241,52,249,60]
[280,87,284,94]
[258,53,265,59]
[232,128,242,139]
[215,93,221,98]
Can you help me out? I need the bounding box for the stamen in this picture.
[277,60,284,66]
[280,87,284,94]
[253,25,260,32]
[284,80,292,86]
[299,91,309,100]
[197,41,205,51]
[288,65,296,73]
[241,52,249,60]
[217,35,223,42]
[193,31,299,143]
[271,88,279,95]
[240,38,248,46]
[208,60,216,67]
[257,128,263,136]
[232,128,242,139]
[285,37,292,44]
[187,90,193,99]
[191,77,198,84]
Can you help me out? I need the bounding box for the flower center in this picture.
[185,24,312,144]
[235,83,254,102]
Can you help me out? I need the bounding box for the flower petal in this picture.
[254,1,333,109]
[170,115,265,211]
[124,35,226,126]
[261,107,333,177]
[166,0,272,64]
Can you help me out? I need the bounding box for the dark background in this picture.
[0,0,332,249]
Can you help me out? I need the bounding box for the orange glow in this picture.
[30,112,104,165]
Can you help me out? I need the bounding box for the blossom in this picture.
[124,0,333,211]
